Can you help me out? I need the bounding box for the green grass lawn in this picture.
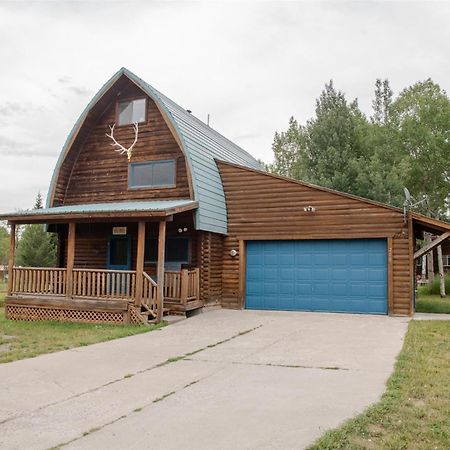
[415,295,450,314]
[0,291,163,364]
[309,320,450,450]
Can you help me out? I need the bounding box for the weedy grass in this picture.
[309,320,450,449]
[415,294,450,314]
[0,291,164,364]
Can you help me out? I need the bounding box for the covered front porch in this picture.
[2,200,201,325]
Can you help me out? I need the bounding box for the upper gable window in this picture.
[129,160,176,189]
[117,98,146,126]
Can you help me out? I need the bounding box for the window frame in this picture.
[128,159,177,190]
[115,96,148,127]
[144,236,191,264]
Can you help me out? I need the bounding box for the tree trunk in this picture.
[425,233,434,284]
[437,244,446,297]
[421,255,427,281]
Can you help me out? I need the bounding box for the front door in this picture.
[107,235,131,270]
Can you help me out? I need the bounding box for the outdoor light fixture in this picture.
[230,249,237,257]
[303,206,316,213]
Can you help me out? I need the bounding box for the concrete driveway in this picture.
[0,309,408,450]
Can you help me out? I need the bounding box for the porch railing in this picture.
[10,266,200,307]
[12,267,67,296]
[164,268,200,305]
[72,268,136,300]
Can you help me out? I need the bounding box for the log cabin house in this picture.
[1,67,450,324]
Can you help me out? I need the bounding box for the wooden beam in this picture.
[180,269,188,305]
[135,221,145,307]
[437,244,446,297]
[238,240,246,309]
[387,237,393,314]
[414,231,450,260]
[7,223,16,296]
[156,220,166,323]
[66,223,76,299]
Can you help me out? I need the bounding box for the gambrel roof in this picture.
[47,68,263,234]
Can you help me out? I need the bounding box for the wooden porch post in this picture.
[7,223,16,296]
[156,220,166,323]
[66,222,76,299]
[135,221,146,307]
[180,269,189,305]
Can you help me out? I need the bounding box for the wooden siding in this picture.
[218,161,413,315]
[59,212,198,274]
[53,78,191,206]
[199,232,223,304]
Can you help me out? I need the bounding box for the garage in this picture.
[245,239,388,314]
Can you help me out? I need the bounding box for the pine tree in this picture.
[15,194,57,267]
[34,192,43,209]
[0,225,9,266]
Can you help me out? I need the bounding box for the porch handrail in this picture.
[142,272,157,312]
[72,268,136,274]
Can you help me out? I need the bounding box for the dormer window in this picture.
[117,98,146,126]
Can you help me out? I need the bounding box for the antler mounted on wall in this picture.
[106,122,139,161]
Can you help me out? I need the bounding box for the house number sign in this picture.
[112,227,127,235]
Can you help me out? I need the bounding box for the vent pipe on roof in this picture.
[186,109,192,114]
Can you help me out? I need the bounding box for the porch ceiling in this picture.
[411,212,450,235]
[0,200,198,224]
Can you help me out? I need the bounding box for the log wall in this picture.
[59,212,198,275]
[199,232,223,304]
[218,161,413,315]
[52,77,191,206]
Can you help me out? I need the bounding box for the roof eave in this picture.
[0,201,199,224]
[411,212,450,234]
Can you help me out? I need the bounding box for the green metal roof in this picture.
[0,200,197,221]
[47,68,263,234]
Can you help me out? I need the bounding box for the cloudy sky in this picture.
[0,0,449,211]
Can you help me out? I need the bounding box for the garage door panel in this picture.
[246,239,387,315]
[313,268,329,280]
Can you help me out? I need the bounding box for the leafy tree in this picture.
[390,79,450,216]
[371,78,393,126]
[270,78,450,215]
[355,79,407,207]
[15,194,57,267]
[271,81,371,195]
[270,117,306,179]
[304,81,370,193]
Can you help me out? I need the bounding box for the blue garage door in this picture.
[246,239,387,314]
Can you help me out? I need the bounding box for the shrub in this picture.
[419,274,450,296]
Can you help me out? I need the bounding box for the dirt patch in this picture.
[0,343,11,353]
[0,334,16,341]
